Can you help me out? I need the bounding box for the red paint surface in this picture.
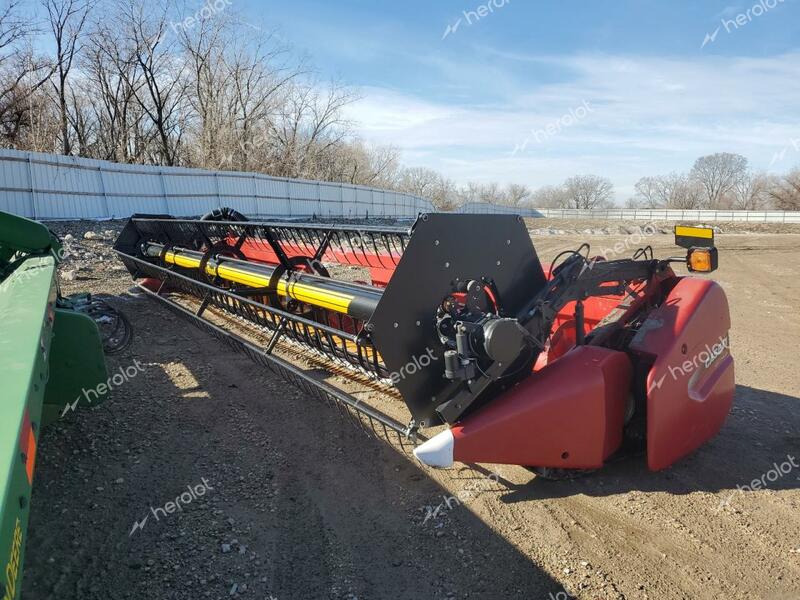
[452,346,632,469]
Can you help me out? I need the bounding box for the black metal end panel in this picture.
[113,217,151,278]
[114,214,204,278]
[113,214,178,254]
[367,213,547,426]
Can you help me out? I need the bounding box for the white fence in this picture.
[533,207,800,223]
[456,202,800,223]
[0,149,434,220]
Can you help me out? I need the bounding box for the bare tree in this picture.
[624,196,643,209]
[690,153,748,208]
[226,36,302,172]
[530,184,569,208]
[319,140,400,187]
[178,13,302,171]
[268,79,356,178]
[633,176,663,208]
[82,19,145,162]
[660,172,703,209]
[0,1,52,145]
[563,174,614,209]
[118,0,188,165]
[453,181,533,207]
[732,171,771,210]
[455,182,482,206]
[395,166,458,210]
[769,169,800,210]
[505,183,531,207]
[397,166,443,198]
[477,182,503,205]
[42,0,93,155]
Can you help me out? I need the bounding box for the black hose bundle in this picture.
[85,296,134,355]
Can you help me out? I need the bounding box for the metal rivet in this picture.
[416,321,421,326]
[496,261,501,266]
[445,262,450,268]
[434,240,440,246]
[393,322,399,328]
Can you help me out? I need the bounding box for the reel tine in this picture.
[365,414,381,440]
[380,422,391,445]
[396,430,406,453]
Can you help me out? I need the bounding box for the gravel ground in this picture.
[19,218,800,600]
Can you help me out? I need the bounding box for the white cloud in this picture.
[344,52,800,201]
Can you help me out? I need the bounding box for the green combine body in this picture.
[0,211,107,600]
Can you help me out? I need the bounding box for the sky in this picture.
[234,0,800,201]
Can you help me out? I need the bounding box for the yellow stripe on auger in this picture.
[163,250,356,315]
[170,253,204,269]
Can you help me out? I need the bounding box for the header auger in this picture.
[114,212,734,476]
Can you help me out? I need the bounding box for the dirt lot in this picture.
[21,220,800,600]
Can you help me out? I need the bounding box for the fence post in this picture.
[98,165,110,218]
[26,153,36,219]
[251,174,258,217]
[287,178,292,218]
[159,169,170,214]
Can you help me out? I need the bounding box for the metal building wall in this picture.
[0,149,435,220]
